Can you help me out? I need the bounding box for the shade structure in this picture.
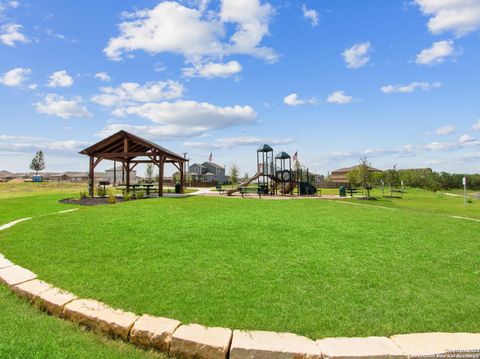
[79,130,187,197]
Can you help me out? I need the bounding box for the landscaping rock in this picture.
[63,299,139,340]
[0,255,14,269]
[0,265,37,286]
[230,330,321,359]
[169,324,232,359]
[13,279,77,316]
[130,314,181,352]
[391,333,480,356]
[317,336,406,359]
[12,278,51,301]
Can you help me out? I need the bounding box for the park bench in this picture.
[239,187,263,198]
[215,184,224,194]
[346,188,359,197]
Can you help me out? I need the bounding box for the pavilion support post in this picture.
[88,156,95,197]
[180,161,185,194]
[125,161,130,192]
[158,157,164,197]
[113,160,116,186]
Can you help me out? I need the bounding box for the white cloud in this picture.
[0,67,31,87]
[302,4,319,27]
[414,0,480,37]
[326,90,354,104]
[435,125,456,135]
[342,42,370,69]
[416,40,456,65]
[283,93,317,106]
[101,100,256,139]
[0,134,89,155]
[91,80,184,107]
[47,70,74,88]
[104,0,277,63]
[471,119,480,131]
[381,81,442,94]
[0,23,29,46]
[183,60,242,78]
[35,94,92,119]
[459,134,476,143]
[94,72,111,82]
[184,135,294,149]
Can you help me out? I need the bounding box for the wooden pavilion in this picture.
[79,130,187,197]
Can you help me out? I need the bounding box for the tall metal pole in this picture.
[463,175,467,206]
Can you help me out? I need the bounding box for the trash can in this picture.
[339,186,346,197]
[175,182,182,194]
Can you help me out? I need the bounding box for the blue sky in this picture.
[1,0,480,176]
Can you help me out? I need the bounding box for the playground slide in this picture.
[280,181,295,195]
[226,172,263,196]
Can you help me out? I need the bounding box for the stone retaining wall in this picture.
[1,258,480,358]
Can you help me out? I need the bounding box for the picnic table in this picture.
[118,184,157,196]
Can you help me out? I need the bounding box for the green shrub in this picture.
[467,198,473,204]
[96,185,106,197]
[123,189,132,202]
[107,189,116,204]
[135,190,145,200]
[79,190,88,200]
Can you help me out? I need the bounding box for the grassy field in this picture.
[0,183,167,358]
[1,183,479,342]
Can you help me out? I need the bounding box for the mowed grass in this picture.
[0,286,164,359]
[1,194,479,339]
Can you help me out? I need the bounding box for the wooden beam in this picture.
[125,161,130,191]
[158,156,164,197]
[93,157,102,169]
[179,161,185,194]
[130,162,139,171]
[97,152,161,158]
[89,156,94,197]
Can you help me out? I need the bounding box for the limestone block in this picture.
[317,336,406,359]
[0,265,37,286]
[64,299,139,340]
[170,323,232,359]
[130,314,181,352]
[230,330,321,359]
[391,333,480,356]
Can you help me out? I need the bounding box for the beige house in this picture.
[330,165,382,183]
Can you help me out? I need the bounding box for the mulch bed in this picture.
[59,197,130,206]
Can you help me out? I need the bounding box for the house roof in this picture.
[203,162,224,169]
[332,165,381,173]
[190,163,206,168]
[80,130,186,163]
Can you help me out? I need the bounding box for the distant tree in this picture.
[347,157,374,199]
[229,164,239,184]
[384,165,400,195]
[145,163,154,183]
[172,172,180,184]
[30,151,45,175]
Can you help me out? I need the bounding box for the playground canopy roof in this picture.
[275,151,291,159]
[257,144,273,152]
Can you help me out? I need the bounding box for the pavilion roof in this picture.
[79,130,186,163]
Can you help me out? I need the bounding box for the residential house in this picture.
[186,162,228,184]
[329,165,382,184]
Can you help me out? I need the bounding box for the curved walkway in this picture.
[1,214,480,358]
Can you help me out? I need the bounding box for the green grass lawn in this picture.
[1,187,479,340]
[0,286,164,359]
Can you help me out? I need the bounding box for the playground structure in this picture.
[226,145,317,196]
